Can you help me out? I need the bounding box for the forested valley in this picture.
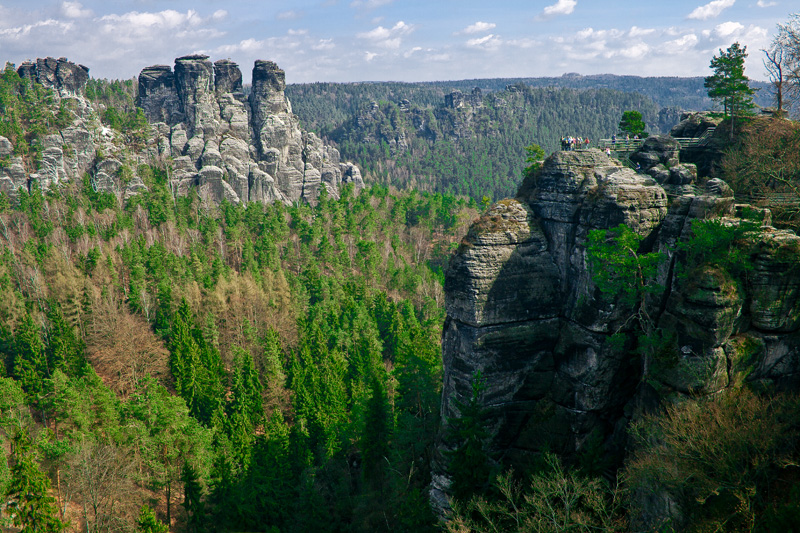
[0,60,487,533]
[3,25,800,532]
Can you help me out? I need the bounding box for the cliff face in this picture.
[432,147,800,520]
[137,55,363,205]
[0,56,362,206]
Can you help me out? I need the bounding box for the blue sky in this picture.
[0,0,793,83]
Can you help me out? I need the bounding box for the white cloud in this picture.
[312,39,335,51]
[714,21,744,37]
[403,46,422,58]
[61,2,92,19]
[364,51,379,61]
[212,10,227,21]
[0,19,73,40]
[542,0,577,18]
[687,0,735,21]
[756,0,776,6]
[663,33,699,51]
[461,21,496,34]
[216,38,265,54]
[288,29,308,36]
[615,42,650,59]
[466,34,501,48]
[629,26,655,38]
[357,20,413,48]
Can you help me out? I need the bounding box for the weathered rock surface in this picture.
[1,55,361,208]
[137,56,363,204]
[433,148,800,523]
[17,57,89,96]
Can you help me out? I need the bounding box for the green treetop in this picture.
[618,110,647,137]
[704,42,756,136]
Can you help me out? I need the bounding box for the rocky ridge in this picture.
[137,55,363,205]
[0,56,363,205]
[432,144,800,526]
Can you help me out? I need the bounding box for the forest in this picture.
[3,23,800,531]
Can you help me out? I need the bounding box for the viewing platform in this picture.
[597,127,717,153]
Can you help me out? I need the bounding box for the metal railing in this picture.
[597,127,717,152]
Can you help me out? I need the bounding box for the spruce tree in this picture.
[704,42,756,137]
[5,428,66,533]
[446,373,492,503]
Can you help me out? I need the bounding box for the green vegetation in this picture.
[0,168,477,531]
[618,110,647,138]
[717,117,800,228]
[327,85,659,202]
[0,63,73,169]
[625,388,800,531]
[446,455,627,533]
[705,42,756,137]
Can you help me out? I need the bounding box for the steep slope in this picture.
[433,144,800,527]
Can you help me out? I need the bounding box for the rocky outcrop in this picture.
[17,57,89,97]
[137,56,363,204]
[631,135,699,196]
[1,58,95,196]
[433,148,800,522]
[671,112,726,177]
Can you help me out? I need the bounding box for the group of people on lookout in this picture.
[561,136,590,150]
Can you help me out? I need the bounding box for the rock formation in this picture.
[137,55,363,204]
[17,57,90,97]
[0,58,95,196]
[1,55,362,206]
[432,147,800,526]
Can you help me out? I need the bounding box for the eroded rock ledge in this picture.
[432,147,800,520]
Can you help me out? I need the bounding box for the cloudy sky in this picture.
[0,0,793,83]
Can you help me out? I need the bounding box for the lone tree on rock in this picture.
[704,41,756,137]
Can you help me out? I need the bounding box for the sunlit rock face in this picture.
[432,148,800,522]
[137,56,363,205]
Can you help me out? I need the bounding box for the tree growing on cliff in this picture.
[771,13,800,116]
[704,42,756,136]
[587,224,664,376]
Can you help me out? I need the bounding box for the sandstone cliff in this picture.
[0,56,362,205]
[432,145,800,524]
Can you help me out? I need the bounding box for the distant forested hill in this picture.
[286,74,773,135]
[290,83,661,201]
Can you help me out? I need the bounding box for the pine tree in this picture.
[13,313,48,398]
[361,376,392,487]
[182,463,205,533]
[704,42,756,137]
[5,427,66,533]
[136,505,168,533]
[445,373,492,503]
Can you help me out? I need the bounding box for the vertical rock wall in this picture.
[137,56,363,205]
[433,147,800,523]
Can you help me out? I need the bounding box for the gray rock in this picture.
[214,59,243,96]
[17,57,89,96]
[138,65,182,124]
[435,145,800,527]
[135,56,362,205]
[197,165,240,205]
[0,136,13,157]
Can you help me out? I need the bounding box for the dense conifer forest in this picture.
[3,39,800,531]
